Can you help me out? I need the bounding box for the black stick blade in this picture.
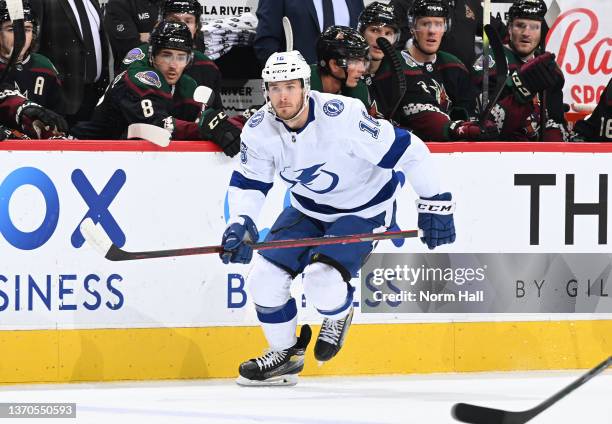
[452,356,612,424]
[452,403,519,424]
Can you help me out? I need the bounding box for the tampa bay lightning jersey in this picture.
[228,90,440,223]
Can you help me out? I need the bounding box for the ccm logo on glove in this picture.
[416,199,455,214]
[207,111,227,130]
[511,71,531,98]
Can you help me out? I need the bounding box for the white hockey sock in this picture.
[261,314,298,351]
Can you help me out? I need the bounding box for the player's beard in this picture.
[511,35,540,58]
[275,96,305,122]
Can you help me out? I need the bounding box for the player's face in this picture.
[0,21,34,61]
[268,80,304,120]
[363,24,397,61]
[166,13,197,38]
[510,18,541,57]
[343,58,368,87]
[413,17,446,54]
[152,48,190,85]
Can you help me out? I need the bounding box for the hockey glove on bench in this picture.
[17,103,68,139]
[448,120,499,140]
[416,192,456,250]
[508,52,564,103]
[199,108,242,157]
[220,215,259,264]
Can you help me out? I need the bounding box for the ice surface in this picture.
[1,370,610,423]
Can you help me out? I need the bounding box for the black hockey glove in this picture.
[490,14,508,43]
[199,108,241,157]
[509,52,564,103]
[17,103,68,139]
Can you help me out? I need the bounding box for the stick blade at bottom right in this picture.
[452,403,511,424]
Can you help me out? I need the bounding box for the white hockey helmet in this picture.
[261,51,311,120]
[262,50,311,88]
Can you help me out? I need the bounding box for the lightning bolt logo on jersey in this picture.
[227,91,438,224]
[280,164,339,194]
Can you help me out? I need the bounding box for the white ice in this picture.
[1,370,610,424]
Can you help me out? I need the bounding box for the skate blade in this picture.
[236,374,298,387]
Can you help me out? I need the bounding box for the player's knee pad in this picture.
[302,262,348,312]
[247,255,293,307]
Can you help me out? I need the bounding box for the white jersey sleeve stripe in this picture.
[229,171,274,195]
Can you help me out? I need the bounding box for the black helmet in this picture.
[0,0,38,55]
[317,25,369,73]
[148,20,193,65]
[159,0,203,21]
[357,2,400,34]
[0,0,37,27]
[508,0,547,22]
[408,0,451,31]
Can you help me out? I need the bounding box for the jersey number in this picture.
[141,99,154,117]
[601,118,612,139]
[359,109,380,139]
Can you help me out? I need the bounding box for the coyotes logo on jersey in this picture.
[417,79,451,113]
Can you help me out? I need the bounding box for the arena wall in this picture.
[0,141,610,383]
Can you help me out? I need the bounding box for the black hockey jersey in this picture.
[70,61,202,140]
[574,78,612,142]
[401,47,477,120]
[0,53,64,113]
[473,46,568,141]
[366,50,455,141]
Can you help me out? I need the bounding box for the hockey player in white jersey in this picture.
[220,50,456,386]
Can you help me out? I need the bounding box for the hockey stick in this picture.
[538,0,560,141]
[376,37,407,121]
[0,0,25,85]
[479,24,509,123]
[481,0,491,113]
[451,355,612,424]
[126,86,214,147]
[282,16,293,51]
[194,85,214,105]
[127,123,171,146]
[79,218,422,261]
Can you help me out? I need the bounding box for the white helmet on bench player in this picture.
[261,50,311,122]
